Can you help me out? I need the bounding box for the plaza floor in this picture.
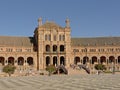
[0,74,120,90]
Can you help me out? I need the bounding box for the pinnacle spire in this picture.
[38,17,42,26]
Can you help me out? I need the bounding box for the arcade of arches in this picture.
[46,45,65,52]
[0,56,34,66]
[74,56,120,70]
[46,56,65,66]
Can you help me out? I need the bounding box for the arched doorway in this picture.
[109,56,115,63]
[18,57,24,65]
[53,45,57,52]
[74,57,80,65]
[46,56,50,66]
[0,57,5,65]
[46,45,50,52]
[60,56,65,65]
[83,56,89,64]
[8,57,14,65]
[53,56,57,66]
[118,56,120,64]
[60,45,64,52]
[27,57,33,66]
[100,56,106,64]
[92,56,97,64]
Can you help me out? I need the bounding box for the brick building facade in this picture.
[0,18,120,71]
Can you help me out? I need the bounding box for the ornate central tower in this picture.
[34,18,71,70]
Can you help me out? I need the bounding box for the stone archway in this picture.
[118,56,120,64]
[27,57,33,66]
[53,56,57,66]
[100,56,106,64]
[74,57,80,65]
[18,57,24,65]
[91,56,97,64]
[83,56,89,64]
[8,57,14,65]
[109,56,115,63]
[46,56,50,66]
[60,56,65,65]
[0,57,5,65]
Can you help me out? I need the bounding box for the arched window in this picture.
[45,34,51,41]
[45,34,47,41]
[46,45,50,52]
[59,35,62,41]
[53,45,57,52]
[60,45,64,52]
[48,34,51,41]
[59,35,65,41]
[53,35,57,41]
[63,35,65,41]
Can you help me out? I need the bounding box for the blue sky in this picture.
[0,0,120,37]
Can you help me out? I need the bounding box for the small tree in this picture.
[46,65,56,76]
[3,64,16,76]
[94,64,106,71]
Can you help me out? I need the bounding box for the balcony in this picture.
[44,51,65,54]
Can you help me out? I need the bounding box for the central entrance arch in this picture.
[60,56,65,65]
[46,56,50,66]
[53,56,57,66]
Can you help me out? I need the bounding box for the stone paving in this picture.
[0,74,120,90]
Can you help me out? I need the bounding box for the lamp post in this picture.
[112,61,115,74]
[85,48,87,65]
[64,45,66,66]
[73,49,76,65]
